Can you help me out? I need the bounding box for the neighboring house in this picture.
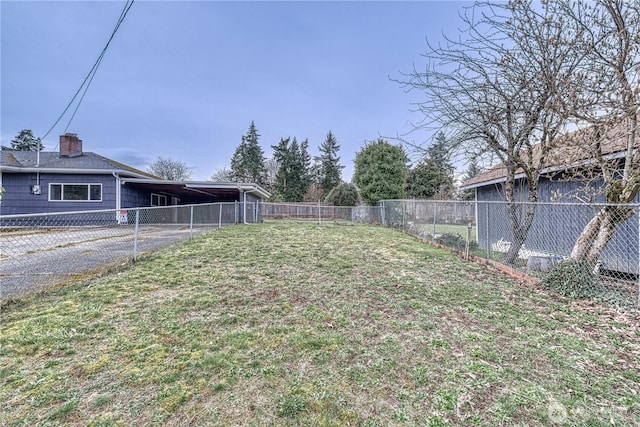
[460,123,639,275]
[0,133,270,222]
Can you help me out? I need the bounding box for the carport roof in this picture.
[120,178,271,200]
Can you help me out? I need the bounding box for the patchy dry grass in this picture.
[1,221,639,426]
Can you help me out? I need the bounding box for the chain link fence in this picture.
[3,199,638,308]
[262,202,383,223]
[379,200,640,309]
[0,202,254,300]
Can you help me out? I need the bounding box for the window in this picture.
[151,193,167,206]
[49,183,102,202]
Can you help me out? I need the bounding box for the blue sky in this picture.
[1,1,471,181]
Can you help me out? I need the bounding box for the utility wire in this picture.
[41,0,135,142]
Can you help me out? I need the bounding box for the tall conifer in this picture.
[230,121,266,184]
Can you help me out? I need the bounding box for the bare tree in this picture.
[147,157,192,181]
[209,167,233,182]
[263,156,279,192]
[400,1,582,264]
[560,0,640,263]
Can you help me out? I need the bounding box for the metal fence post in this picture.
[433,202,437,238]
[189,205,194,239]
[133,209,140,262]
[218,203,223,229]
[637,209,640,309]
[485,202,490,260]
[402,201,406,232]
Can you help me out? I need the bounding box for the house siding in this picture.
[0,173,117,215]
[245,193,263,222]
[476,177,640,275]
[121,186,154,209]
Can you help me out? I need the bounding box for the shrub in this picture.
[541,259,600,298]
[325,182,361,207]
[435,233,477,251]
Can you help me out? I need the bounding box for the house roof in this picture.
[1,147,271,200]
[462,116,639,190]
[0,149,158,179]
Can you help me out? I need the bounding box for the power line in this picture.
[41,0,135,142]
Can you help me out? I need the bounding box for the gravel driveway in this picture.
[0,225,215,301]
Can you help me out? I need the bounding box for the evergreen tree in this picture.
[299,138,312,197]
[317,131,343,194]
[230,121,266,184]
[287,137,304,201]
[405,162,438,199]
[303,160,324,202]
[405,132,455,200]
[10,129,44,151]
[459,157,482,200]
[325,182,360,206]
[272,137,312,202]
[354,139,407,205]
[230,137,248,181]
[272,137,294,201]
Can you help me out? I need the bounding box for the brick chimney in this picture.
[60,133,83,157]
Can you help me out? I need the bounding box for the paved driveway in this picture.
[0,225,215,301]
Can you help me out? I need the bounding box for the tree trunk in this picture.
[571,205,636,264]
[502,170,538,265]
[504,225,526,264]
[503,202,537,265]
[570,213,601,260]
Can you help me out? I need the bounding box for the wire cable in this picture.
[41,0,135,142]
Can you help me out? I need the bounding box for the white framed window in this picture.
[49,183,102,202]
[151,193,167,206]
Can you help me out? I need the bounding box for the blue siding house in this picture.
[1,133,270,219]
[461,129,639,275]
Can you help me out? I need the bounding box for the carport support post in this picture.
[218,203,223,229]
[133,209,140,262]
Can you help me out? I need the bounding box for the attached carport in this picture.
[118,179,270,222]
[120,179,269,203]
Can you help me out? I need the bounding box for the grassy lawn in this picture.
[1,221,639,426]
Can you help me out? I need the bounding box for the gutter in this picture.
[242,189,249,224]
[113,172,121,211]
[0,166,152,179]
[241,183,271,199]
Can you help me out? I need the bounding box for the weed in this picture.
[277,393,307,418]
